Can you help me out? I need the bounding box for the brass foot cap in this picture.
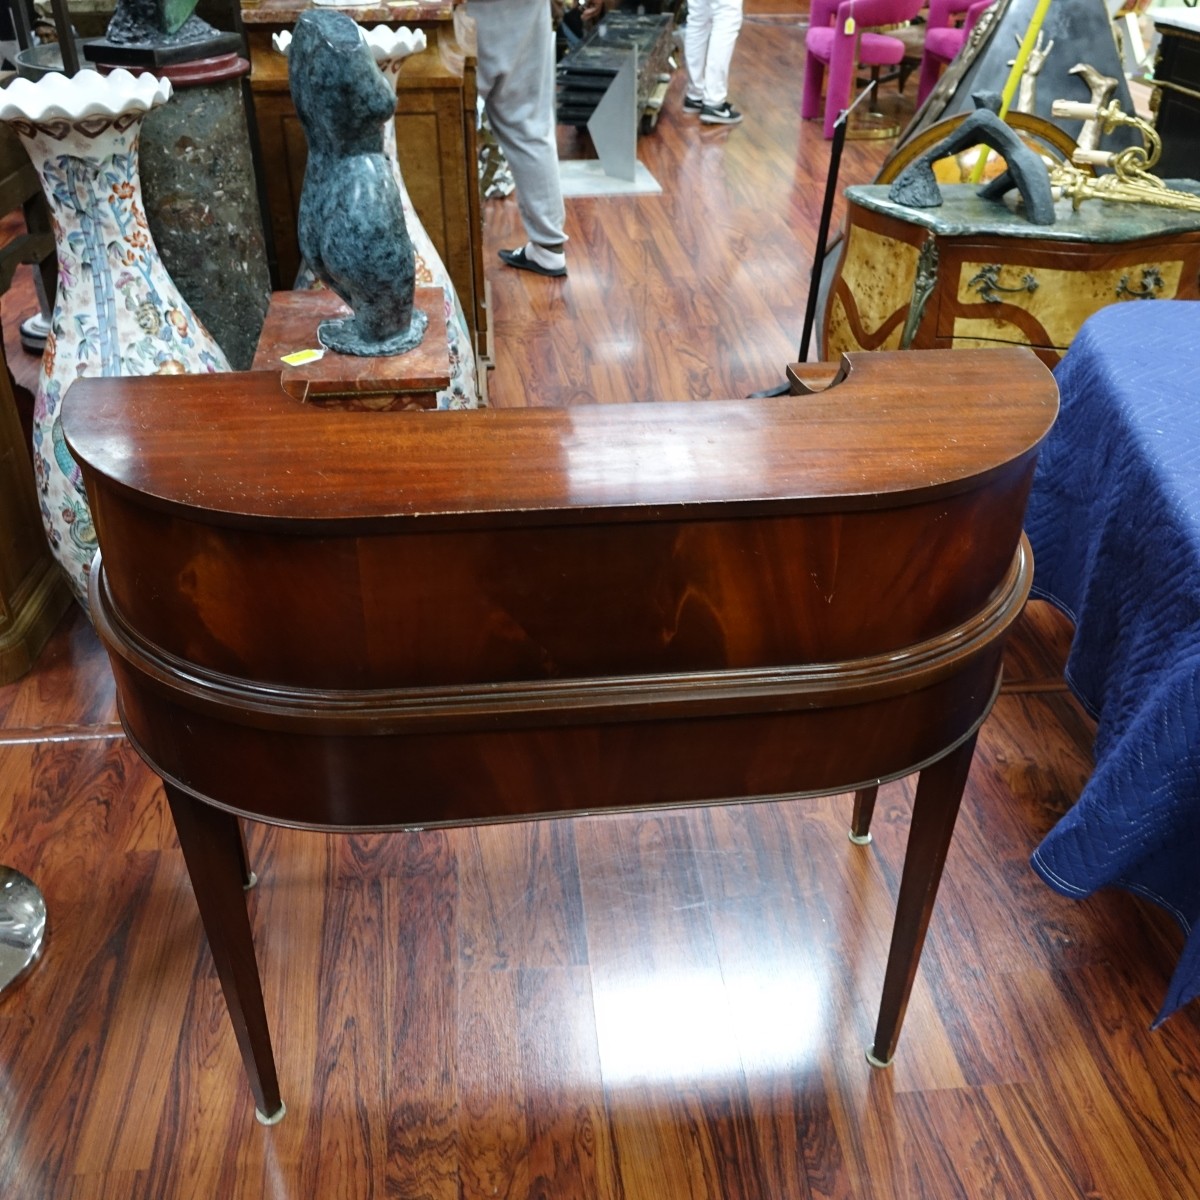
[865,1047,894,1069]
[255,1101,287,1126]
[848,830,873,845]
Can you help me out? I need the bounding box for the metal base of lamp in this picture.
[19,312,50,355]
[0,865,46,993]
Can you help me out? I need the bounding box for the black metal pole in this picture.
[47,0,79,75]
[749,81,879,397]
[9,0,34,52]
[798,81,876,362]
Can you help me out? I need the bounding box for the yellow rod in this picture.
[968,0,1054,183]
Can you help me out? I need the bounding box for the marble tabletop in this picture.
[846,183,1200,242]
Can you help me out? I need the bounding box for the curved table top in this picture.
[63,348,1057,530]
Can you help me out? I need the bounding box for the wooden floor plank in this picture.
[893,1082,1084,1200]
[516,965,623,1200]
[578,812,772,1200]
[385,834,460,1200]
[71,856,199,1177]
[457,820,587,972]
[457,966,532,1200]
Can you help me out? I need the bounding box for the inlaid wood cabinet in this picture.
[825,184,1200,366]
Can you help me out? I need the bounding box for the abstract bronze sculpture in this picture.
[888,105,1057,225]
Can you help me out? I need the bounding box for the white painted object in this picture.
[0,68,230,605]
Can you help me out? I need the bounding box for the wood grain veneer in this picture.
[63,346,1056,1120]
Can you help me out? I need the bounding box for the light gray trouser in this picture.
[468,0,568,249]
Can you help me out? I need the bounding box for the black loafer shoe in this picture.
[499,246,567,277]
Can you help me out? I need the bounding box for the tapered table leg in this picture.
[164,783,284,1122]
[235,819,258,890]
[867,732,978,1068]
[850,785,878,844]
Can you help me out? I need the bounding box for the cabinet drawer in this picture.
[938,257,1190,349]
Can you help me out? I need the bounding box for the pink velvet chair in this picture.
[802,0,926,139]
[916,0,995,106]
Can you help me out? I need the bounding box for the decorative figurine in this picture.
[107,0,205,45]
[86,0,242,65]
[1008,29,1054,115]
[276,23,477,403]
[288,9,427,358]
[1068,63,1119,154]
[888,104,1057,225]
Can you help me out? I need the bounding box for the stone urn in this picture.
[0,68,229,605]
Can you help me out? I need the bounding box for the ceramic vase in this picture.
[277,25,480,409]
[0,68,229,606]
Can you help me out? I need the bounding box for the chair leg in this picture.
[867,67,885,115]
[824,39,857,138]
[802,51,826,120]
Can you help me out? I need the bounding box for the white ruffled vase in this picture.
[0,69,230,606]
[278,25,480,409]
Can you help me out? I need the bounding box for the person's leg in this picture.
[683,0,715,107]
[470,0,567,262]
[700,0,744,108]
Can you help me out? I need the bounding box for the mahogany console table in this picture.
[62,349,1057,1122]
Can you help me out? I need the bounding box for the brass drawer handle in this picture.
[1115,267,1164,300]
[967,264,1039,304]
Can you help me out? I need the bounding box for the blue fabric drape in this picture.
[1025,300,1200,1023]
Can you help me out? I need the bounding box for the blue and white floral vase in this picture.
[0,68,229,606]
[276,25,480,409]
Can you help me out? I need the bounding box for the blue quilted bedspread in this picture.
[1025,300,1200,1023]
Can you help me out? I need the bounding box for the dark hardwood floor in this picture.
[1,16,1198,1199]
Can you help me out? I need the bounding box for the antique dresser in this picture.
[824,184,1200,366]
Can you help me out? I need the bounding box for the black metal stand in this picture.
[749,82,876,398]
[47,0,79,74]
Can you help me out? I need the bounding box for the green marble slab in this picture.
[847,183,1200,242]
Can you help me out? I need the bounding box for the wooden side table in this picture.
[825,184,1200,366]
[62,348,1057,1121]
